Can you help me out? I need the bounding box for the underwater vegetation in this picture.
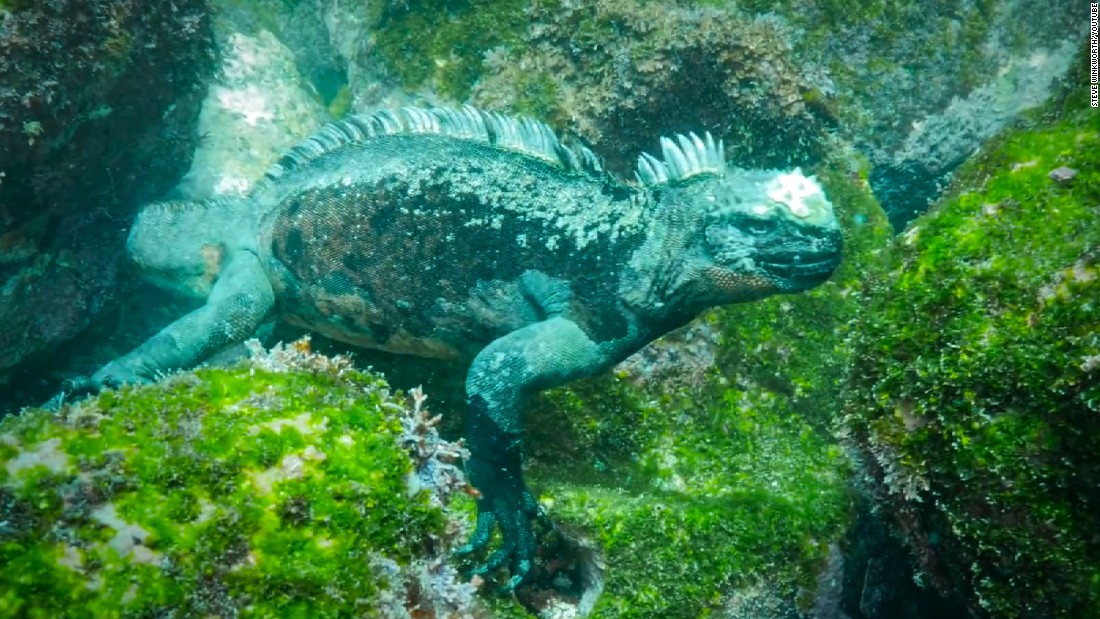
[0,341,479,618]
[526,379,853,618]
[840,46,1100,618]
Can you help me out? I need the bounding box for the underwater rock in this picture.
[318,0,401,111]
[0,339,483,618]
[838,498,971,619]
[1047,165,1077,184]
[868,39,1079,230]
[723,0,1083,229]
[175,19,327,199]
[470,2,834,174]
[840,45,1100,619]
[0,0,215,383]
[356,1,833,174]
[207,0,358,116]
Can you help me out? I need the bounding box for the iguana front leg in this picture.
[456,316,611,591]
[72,250,275,391]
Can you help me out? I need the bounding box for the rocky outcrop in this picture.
[0,0,215,399]
[840,47,1100,618]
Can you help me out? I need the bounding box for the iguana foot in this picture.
[456,487,548,592]
[48,360,153,409]
[88,360,153,389]
[455,423,558,596]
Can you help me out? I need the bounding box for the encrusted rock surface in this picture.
[0,0,215,394]
[840,48,1100,618]
[0,339,483,618]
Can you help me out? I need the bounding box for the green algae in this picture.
[367,0,530,101]
[840,45,1100,618]
[326,83,354,119]
[0,362,448,618]
[0,0,33,13]
[543,392,851,617]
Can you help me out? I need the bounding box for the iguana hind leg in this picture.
[456,316,609,592]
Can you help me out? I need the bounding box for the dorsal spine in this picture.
[263,105,605,181]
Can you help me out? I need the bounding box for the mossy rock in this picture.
[0,346,476,618]
[364,1,832,174]
[839,47,1100,618]
[366,0,529,102]
[0,0,216,411]
[535,390,852,618]
[468,0,834,174]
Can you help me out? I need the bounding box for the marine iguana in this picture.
[67,105,842,591]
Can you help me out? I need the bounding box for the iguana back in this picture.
[250,114,654,360]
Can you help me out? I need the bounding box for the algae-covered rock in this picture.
[0,0,215,382]
[0,340,480,618]
[839,47,1100,618]
[363,0,834,174]
[532,395,851,618]
[469,1,834,174]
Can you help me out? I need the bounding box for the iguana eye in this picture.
[744,218,776,236]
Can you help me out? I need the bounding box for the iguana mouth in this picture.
[758,253,839,281]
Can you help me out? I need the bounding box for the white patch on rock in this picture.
[281,453,305,479]
[252,412,326,437]
[216,83,275,126]
[5,437,70,481]
[176,26,326,199]
[57,545,84,572]
[249,447,325,494]
[90,503,161,565]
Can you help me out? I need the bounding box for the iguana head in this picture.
[633,132,842,309]
[126,196,260,298]
[688,166,841,295]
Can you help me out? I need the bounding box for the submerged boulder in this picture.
[0,0,215,407]
[359,0,835,175]
[840,47,1100,618]
[0,340,480,618]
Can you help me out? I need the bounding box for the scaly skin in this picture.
[67,107,843,591]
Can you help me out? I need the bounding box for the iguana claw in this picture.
[46,361,150,410]
[455,487,545,593]
[42,376,96,411]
